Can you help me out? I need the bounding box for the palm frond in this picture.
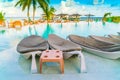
[15,1,21,7]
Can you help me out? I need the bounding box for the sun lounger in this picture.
[90,35,120,45]
[68,35,120,51]
[68,35,120,59]
[108,34,120,40]
[48,34,86,73]
[118,32,120,36]
[17,35,48,73]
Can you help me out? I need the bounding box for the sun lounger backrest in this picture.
[17,35,47,53]
[48,34,65,45]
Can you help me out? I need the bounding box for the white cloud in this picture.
[0,0,43,17]
[54,0,120,17]
[0,0,120,17]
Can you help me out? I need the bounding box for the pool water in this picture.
[34,22,120,38]
[0,21,120,80]
[0,36,10,51]
[1,22,119,49]
[0,21,120,51]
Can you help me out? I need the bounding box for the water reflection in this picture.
[102,21,106,26]
[1,22,119,39]
[28,26,32,36]
[60,23,63,28]
[42,24,54,39]
[18,55,31,73]
[0,30,6,35]
[0,22,120,51]
[0,36,11,51]
[33,26,38,35]
[27,25,39,36]
[75,22,78,27]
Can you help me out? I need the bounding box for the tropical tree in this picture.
[36,0,51,21]
[31,0,37,21]
[0,11,5,21]
[102,12,111,21]
[37,0,50,13]
[15,0,50,21]
[15,0,31,20]
[103,12,111,18]
[45,6,56,21]
[0,11,6,26]
[37,0,56,21]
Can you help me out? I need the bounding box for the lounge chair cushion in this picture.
[68,35,120,52]
[19,36,45,47]
[48,34,81,52]
[17,35,47,53]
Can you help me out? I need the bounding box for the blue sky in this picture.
[1,0,120,6]
[0,0,120,17]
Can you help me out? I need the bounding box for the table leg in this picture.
[40,59,42,73]
[60,59,64,74]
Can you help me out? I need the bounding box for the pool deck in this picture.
[0,45,120,80]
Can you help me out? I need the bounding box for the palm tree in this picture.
[15,0,50,21]
[37,0,56,21]
[15,0,31,20]
[46,6,56,21]
[0,11,6,26]
[30,0,50,21]
[37,0,50,13]
[0,11,5,21]
[102,12,111,21]
[103,12,111,18]
[31,0,37,21]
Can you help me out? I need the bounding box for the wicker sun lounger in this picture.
[118,32,120,36]
[48,34,86,73]
[90,35,120,45]
[108,34,120,40]
[17,35,48,73]
[68,35,120,59]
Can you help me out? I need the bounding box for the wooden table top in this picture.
[41,50,63,60]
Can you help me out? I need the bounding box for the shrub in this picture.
[105,16,120,23]
[0,11,5,21]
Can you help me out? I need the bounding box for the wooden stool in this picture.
[40,50,64,74]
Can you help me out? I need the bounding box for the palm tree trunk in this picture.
[33,9,35,21]
[27,8,30,21]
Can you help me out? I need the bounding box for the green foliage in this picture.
[0,11,5,21]
[106,16,120,23]
[102,12,120,23]
[15,0,31,19]
[38,0,56,21]
[46,6,56,20]
[38,0,50,13]
[103,12,111,18]
[15,0,55,22]
[0,30,6,34]
[102,12,111,22]
[15,0,50,21]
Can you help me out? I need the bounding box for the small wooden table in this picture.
[40,50,64,73]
